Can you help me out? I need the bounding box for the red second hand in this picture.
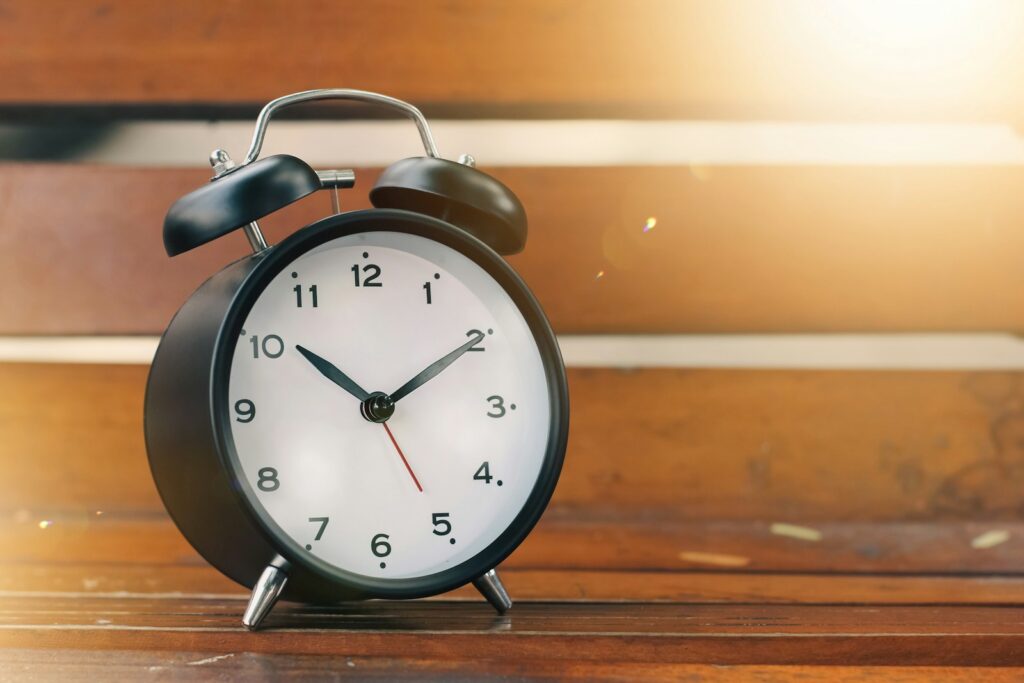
[381,422,423,493]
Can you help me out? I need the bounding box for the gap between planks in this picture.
[8,120,1024,167]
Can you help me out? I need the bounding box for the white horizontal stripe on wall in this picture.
[558,334,1024,370]
[5,121,1024,167]
[2,334,1024,370]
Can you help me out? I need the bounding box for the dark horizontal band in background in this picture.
[0,102,822,124]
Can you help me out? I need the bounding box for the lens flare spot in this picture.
[643,217,657,233]
[971,529,1010,549]
[595,270,605,280]
[38,520,52,529]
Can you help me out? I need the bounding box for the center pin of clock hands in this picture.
[295,331,485,417]
[295,344,421,490]
[295,333,485,494]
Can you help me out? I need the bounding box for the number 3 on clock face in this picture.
[227,229,554,580]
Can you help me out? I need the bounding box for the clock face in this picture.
[226,229,553,581]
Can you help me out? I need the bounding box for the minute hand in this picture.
[390,332,485,403]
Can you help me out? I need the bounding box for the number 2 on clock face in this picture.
[228,231,551,580]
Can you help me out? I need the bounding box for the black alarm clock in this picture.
[144,90,569,630]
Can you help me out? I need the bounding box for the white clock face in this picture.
[227,230,552,580]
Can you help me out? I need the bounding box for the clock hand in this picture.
[381,422,423,493]
[390,331,485,403]
[296,343,420,491]
[295,345,371,402]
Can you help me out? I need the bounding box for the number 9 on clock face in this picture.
[227,227,560,581]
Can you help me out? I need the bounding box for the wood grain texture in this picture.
[4,362,1023,524]
[8,564,1024,605]
[4,651,1022,683]
[6,516,1024,575]
[5,363,1024,574]
[1,0,1022,121]
[2,598,1024,666]
[5,163,1024,334]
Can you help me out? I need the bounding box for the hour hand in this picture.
[295,345,370,402]
[390,331,485,403]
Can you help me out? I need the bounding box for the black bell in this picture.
[164,154,321,256]
[370,157,527,255]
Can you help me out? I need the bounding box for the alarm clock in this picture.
[144,90,569,630]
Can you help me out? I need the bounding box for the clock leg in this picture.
[242,564,289,631]
[472,568,512,614]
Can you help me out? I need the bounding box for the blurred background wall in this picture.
[4,0,1024,573]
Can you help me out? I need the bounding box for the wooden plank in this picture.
[6,361,1024,575]
[5,597,1022,638]
[3,650,1020,683]
[1,598,1023,666]
[6,563,1024,605]
[5,516,1024,575]
[1,1,1022,121]
[2,362,1020,524]
[5,164,1024,334]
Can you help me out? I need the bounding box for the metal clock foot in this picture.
[242,564,289,631]
[473,568,512,614]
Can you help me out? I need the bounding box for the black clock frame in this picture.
[145,208,569,604]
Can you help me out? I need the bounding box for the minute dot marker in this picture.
[449,538,456,545]
[305,544,312,550]
[379,562,386,569]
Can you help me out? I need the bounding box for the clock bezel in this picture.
[210,208,568,600]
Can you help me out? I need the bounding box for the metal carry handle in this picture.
[242,89,440,165]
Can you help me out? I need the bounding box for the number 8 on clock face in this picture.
[229,226,555,579]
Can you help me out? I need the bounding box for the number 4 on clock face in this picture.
[474,462,502,487]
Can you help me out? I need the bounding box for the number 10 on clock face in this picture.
[227,229,554,581]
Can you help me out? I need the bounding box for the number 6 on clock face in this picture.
[227,226,558,580]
